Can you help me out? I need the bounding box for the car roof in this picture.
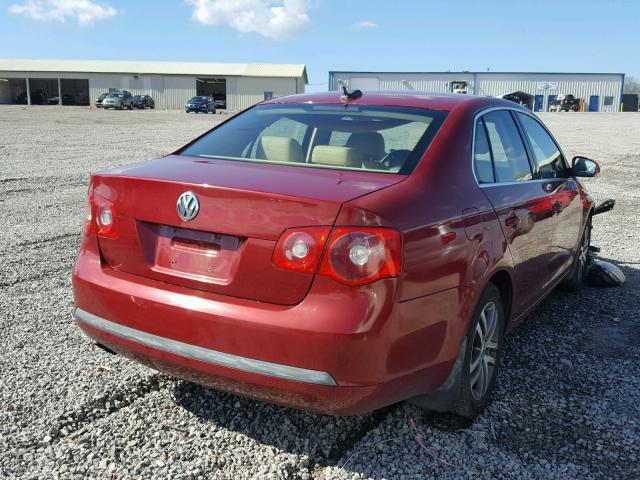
[261,91,515,112]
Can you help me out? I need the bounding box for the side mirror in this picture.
[572,156,600,177]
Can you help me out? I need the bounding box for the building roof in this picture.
[0,59,308,82]
[329,70,625,77]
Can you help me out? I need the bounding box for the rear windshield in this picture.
[180,104,447,174]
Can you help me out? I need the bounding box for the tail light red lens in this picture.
[273,227,331,273]
[319,228,402,286]
[83,192,95,236]
[84,192,118,239]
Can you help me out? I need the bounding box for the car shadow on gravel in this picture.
[172,261,639,478]
[172,380,398,469]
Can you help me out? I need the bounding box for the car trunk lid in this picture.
[92,154,403,305]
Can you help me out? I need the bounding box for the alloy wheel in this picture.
[578,226,591,271]
[469,301,499,401]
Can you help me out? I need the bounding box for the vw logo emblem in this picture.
[176,191,200,221]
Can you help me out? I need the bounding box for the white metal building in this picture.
[0,59,308,110]
[329,71,625,112]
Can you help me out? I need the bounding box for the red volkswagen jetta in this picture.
[73,92,599,417]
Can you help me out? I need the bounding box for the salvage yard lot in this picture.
[0,106,639,479]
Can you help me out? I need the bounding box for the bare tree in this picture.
[624,76,640,95]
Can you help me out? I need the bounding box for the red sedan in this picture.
[73,91,599,417]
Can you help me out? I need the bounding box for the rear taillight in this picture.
[83,192,95,236]
[274,226,402,286]
[273,227,331,273]
[83,192,117,239]
[319,228,401,286]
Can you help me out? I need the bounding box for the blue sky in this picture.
[1,0,638,90]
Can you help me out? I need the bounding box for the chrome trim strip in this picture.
[75,308,337,387]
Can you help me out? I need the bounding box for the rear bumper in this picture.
[76,308,336,386]
[73,235,472,414]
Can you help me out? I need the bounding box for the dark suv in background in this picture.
[185,96,216,113]
[132,95,155,109]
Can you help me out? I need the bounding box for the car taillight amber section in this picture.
[319,228,402,286]
[273,226,332,273]
[84,192,118,239]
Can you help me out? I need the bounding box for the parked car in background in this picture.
[132,95,155,109]
[185,96,216,113]
[212,95,226,109]
[102,91,133,110]
[73,91,600,418]
[95,93,110,108]
[47,94,77,106]
[16,91,45,105]
[549,94,581,112]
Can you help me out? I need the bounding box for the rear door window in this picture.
[481,111,533,183]
[473,118,495,183]
[516,113,567,179]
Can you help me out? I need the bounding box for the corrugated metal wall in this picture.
[0,71,305,110]
[475,73,622,112]
[229,76,303,111]
[329,72,624,112]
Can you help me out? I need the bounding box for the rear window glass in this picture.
[179,104,447,174]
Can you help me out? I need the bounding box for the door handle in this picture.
[505,214,520,228]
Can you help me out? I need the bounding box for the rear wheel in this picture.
[410,283,505,418]
[454,284,504,417]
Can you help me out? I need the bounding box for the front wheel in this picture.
[561,219,591,291]
[455,284,505,417]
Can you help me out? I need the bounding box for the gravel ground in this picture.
[0,106,638,480]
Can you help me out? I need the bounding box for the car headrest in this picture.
[346,132,386,161]
[257,136,304,163]
[311,146,362,167]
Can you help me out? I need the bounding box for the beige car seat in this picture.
[346,132,386,164]
[257,136,304,163]
[311,146,363,168]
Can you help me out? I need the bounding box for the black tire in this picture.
[453,283,505,418]
[561,219,591,291]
